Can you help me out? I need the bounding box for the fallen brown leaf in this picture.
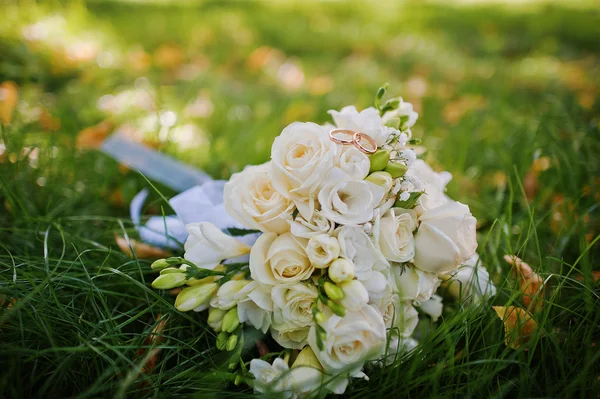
[40,109,61,131]
[115,235,170,259]
[0,81,19,125]
[493,306,539,350]
[76,120,115,149]
[504,255,545,312]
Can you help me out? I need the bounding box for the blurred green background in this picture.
[0,0,599,397]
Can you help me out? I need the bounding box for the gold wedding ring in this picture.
[352,132,377,154]
[329,129,355,145]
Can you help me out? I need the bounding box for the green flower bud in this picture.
[234,375,243,386]
[225,334,238,351]
[222,307,240,333]
[323,282,345,301]
[174,283,218,312]
[326,300,346,317]
[151,258,172,271]
[365,171,393,193]
[216,331,229,350]
[369,149,391,173]
[151,273,187,290]
[159,267,184,274]
[384,161,408,178]
[208,307,227,332]
[314,310,326,324]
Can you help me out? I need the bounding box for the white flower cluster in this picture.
[148,93,493,398]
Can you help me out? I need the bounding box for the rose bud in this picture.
[369,149,391,173]
[328,258,355,283]
[384,161,408,178]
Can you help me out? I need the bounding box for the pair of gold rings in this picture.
[329,129,377,154]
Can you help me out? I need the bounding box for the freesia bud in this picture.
[174,282,218,312]
[151,273,187,290]
[369,149,391,173]
[222,307,240,333]
[208,307,227,332]
[323,282,345,301]
[339,280,369,311]
[326,300,346,317]
[384,161,408,178]
[306,234,340,269]
[365,171,393,193]
[314,310,326,324]
[151,258,173,271]
[292,346,322,370]
[328,258,354,283]
[226,334,238,351]
[216,331,229,350]
[159,267,184,274]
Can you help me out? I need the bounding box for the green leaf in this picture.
[226,227,261,236]
[394,191,424,209]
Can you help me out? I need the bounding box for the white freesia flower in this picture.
[184,222,251,269]
[224,162,295,234]
[391,264,440,303]
[250,233,314,285]
[270,122,337,202]
[413,201,478,274]
[328,106,391,146]
[336,146,370,181]
[272,283,318,331]
[235,281,273,333]
[288,210,334,239]
[406,159,452,213]
[336,226,389,281]
[319,168,385,225]
[442,254,496,304]
[210,280,250,310]
[381,99,419,130]
[418,294,443,322]
[250,358,293,398]
[339,280,369,311]
[306,234,340,268]
[374,208,417,263]
[308,305,386,374]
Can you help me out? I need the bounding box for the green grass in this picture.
[0,0,599,397]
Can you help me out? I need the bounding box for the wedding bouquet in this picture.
[139,85,495,397]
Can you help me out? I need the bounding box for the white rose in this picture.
[374,208,417,263]
[328,105,391,146]
[184,222,251,269]
[370,292,417,336]
[413,201,478,273]
[418,294,443,322]
[272,283,318,331]
[336,146,370,181]
[270,122,336,200]
[339,280,369,311]
[289,209,334,239]
[442,254,496,305]
[391,264,440,303]
[362,269,393,300]
[319,168,385,225]
[210,280,250,310]
[406,159,452,213]
[308,305,386,374]
[224,163,295,234]
[250,233,314,285]
[306,234,340,268]
[271,326,311,350]
[336,226,389,281]
[235,281,273,333]
[381,99,419,130]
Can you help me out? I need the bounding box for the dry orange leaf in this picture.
[493,306,538,350]
[523,156,551,201]
[504,255,545,312]
[0,81,19,125]
[40,109,61,131]
[115,235,170,259]
[135,314,167,374]
[76,120,115,149]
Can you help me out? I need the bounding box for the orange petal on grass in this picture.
[76,120,115,149]
[493,306,539,350]
[0,81,19,125]
[504,255,545,312]
[115,235,170,259]
[135,315,168,379]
